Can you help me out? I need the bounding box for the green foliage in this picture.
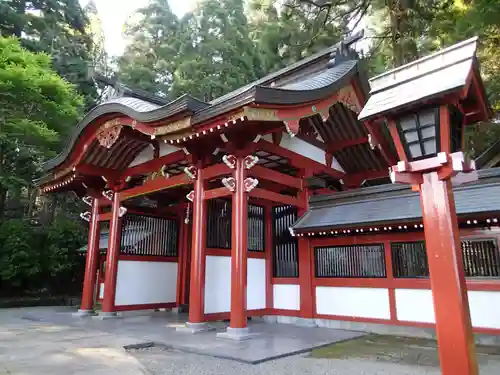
[0,37,83,220]
[0,0,98,108]
[0,220,41,291]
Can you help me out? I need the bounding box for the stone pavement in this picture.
[0,307,149,375]
[18,307,365,364]
[1,306,500,375]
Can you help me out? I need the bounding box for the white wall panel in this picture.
[204,256,231,313]
[273,284,300,310]
[316,286,391,319]
[395,289,435,323]
[99,283,104,299]
[247,258,266,310]
[114,261,177,306]
[468,291,500,329]
[128,147,154,167]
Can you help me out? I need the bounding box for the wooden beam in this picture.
[119,173,191,201]
[203,187,232,200]
[256,140,344,179]
[123,150,186,178]
[248,165,303,190]
[203,163,232,180]
[248,188,305,208]
[76,163,119,180]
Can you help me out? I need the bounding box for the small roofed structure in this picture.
[35,35,500,343]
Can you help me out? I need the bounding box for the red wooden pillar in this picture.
[264,203,274,310]
[101,191,122,316]
[77,197,101,315]
[229,155,249,329]
[297,174,314,320]
[420,171,478,375]
[183,166,210,330]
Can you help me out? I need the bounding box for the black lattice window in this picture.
[207,199,231,249]
[391,239,500,278]
[120,215,178,256]
[206,199,264,251]
[248,204,265,252]
[462,239,500,277]
[391,241,429,278]
[272,205,299,277]
[315,244,386,278]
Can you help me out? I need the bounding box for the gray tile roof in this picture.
[358,37,479,121]
[292,168,500,231]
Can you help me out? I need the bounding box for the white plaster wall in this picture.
[204,256,231,313]
[99,283,104,299]
[316,286,391,319]
[158,142,179,157]
[395,289,435,323]
[128,147,154,167]
[395,289,500,329]
[273,284,300,310]
[114,261,177,306]
[247,258,266,310]
[466,291,500,329]
[279,133,344,172]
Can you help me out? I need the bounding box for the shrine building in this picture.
[36,34,500,339]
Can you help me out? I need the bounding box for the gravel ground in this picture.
[130,347,500,375]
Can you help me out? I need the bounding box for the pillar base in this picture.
[216,327,259,341]
[93,311,122,320]
[295,318,317,328]
[176,322,215,334]
[72,309,96,318]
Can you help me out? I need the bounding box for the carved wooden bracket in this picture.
[82,196,93,206]
[183,166,197,180]
[80,211,91,222]
[119,207,127,217]
[244,177,259,192]
[102,190,114,201]
[222,154,237,169]
[222,177,236,192]
[244,155,259,169]
[284,119,300,137]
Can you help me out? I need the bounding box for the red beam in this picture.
[203,187,232,200]
[76,163,119,179]
[256,140,344,179]
[203,163,232,180]
[248,188,305,208]
[343,170,389,186]
[248,165,303,190]
[119,173,191,201]
[123,150,186,177]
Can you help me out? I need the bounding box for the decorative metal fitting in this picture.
[80,212,91,222]
[288,227,295,237]
[82,196,93,206]
[222,177,236,192]
[119,207,127,217]
[243,177,259,192]
[244,155,259,169]
[184,204,191,224]
[186,190,194,202]
[102,190,114,201]
[183,166,197,180]
[222,154,237,169]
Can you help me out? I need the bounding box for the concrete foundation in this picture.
[72,309,96,318]
[176,322,215,334]
[94,311,121,320]
[264,315,500,346]
[216,327,259,341]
